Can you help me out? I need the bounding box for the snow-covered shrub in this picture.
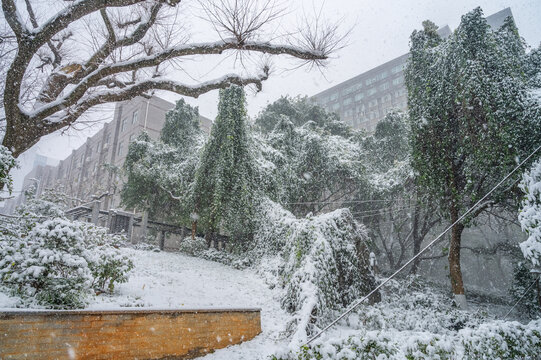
[518,159,541,267]
[178,236,251,268]
[178,236,207,256]
[81,225,133,293]
[0,145,17,194]
[0,218,133,308]
[460,319,541,359]
[273,321,541,360]
[255,199,377,344]
[359,277,485,334]
[272,276,541,360]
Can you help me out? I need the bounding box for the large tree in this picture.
[0,0,341,188]
[405,9,541,306]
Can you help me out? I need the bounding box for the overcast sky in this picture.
[9,0,541,192]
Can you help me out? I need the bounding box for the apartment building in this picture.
[311,8,513,132]
[11,96,211,213]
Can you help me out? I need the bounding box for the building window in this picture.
[368,99,378,108]
[104,133,111,145]
[331,103,340,111]
[366,77,377,86]
[343,97,352,106]
[129,133,138,143]
[368,88,377,96]
[392,77,403,86]
[391,63,406,74]
[379,82,389,91]
[121,118,128,132]
[117,141,124,156]
[132,110,139,124]
[354,93,364,101]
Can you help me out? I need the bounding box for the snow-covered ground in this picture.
[0,249,290,359]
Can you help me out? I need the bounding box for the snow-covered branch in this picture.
[1,0,340,160]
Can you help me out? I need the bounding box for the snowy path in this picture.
[89,249,289,359]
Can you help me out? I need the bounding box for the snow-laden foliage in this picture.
[254,199,377,345]
[178,236,208,256]
[518,159,541,267]
[255,101,368,217]
[0,218,133,308]
[122,99,205,225]
[272,278,541,359]
[273,320,541,360]
[0,145,17,194]
[193,85,257,245]
[0,194,133,309]
[255,95,351,137]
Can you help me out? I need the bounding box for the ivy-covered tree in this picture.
[405,9,541,306]
[121,99,204,226]
[193,85,256,247]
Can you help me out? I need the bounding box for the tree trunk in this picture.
[449,203,467,309]
[409,203,421,275]
[191,220,197,240]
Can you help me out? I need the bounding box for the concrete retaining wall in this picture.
[0,308,261,359]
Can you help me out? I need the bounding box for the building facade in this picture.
[7,96,211,214]
[311,8,512,132]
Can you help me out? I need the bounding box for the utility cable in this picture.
[304,143,541,346]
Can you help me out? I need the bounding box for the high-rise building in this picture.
[4,96,211,214]
[311,8,513,132]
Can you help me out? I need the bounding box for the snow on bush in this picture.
[178,236,252,269]
[518,159,541,267]
[272,278,541,360]
[273,321,541,360]
[255,199,377,345]
[178,236,208,256]
[460,320,541,359]
[0,218,133,308]
[0,145,17,193]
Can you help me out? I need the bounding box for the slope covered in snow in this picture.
[0,248,290,359]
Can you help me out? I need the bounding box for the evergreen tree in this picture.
[193,85,256,247]
[121,100,204,225]
[160,99,202,149]
[405,8,541,306]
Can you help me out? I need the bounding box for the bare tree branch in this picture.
[0,0,341,166]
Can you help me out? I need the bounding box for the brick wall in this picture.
[0,308,261,359]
